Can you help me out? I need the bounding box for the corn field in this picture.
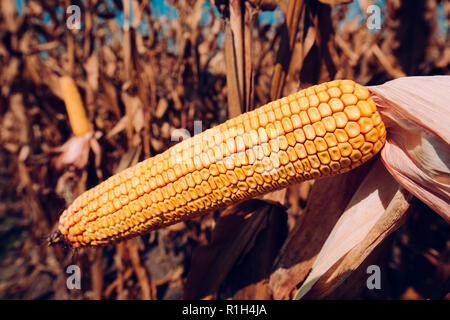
[0,0,449,300]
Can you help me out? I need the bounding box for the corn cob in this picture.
[58,80,386,247]
[60,76,92,136]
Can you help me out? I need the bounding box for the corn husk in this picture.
[289,76,449,299]
[370,76,450,222]
[294,161,412,299]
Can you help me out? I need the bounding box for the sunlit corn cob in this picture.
[60,76,92,136]
[58,80,386,247]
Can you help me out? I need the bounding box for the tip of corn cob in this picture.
[57,80,387,248]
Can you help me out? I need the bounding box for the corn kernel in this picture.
[58,80,386,247]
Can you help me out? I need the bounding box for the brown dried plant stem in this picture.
[270,0,305,100]
[225,0,244,117]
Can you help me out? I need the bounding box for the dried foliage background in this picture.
[0,0,449,299]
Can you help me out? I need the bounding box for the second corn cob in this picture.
[58,80,386,247]
[60,76,92,136]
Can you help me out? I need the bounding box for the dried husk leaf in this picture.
[51,132,94,170]
[302,186,413,299]
[295,160,411,299]
[269,161,373,299]
[369,76,450,222]
[257,188,288,207]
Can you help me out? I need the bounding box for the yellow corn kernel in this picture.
[58,80,386,247]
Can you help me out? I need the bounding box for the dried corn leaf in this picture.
[100,76,122,119]
[302,190,412,299]
[1,94,28,153]
[155,98,169,119]
[51,133,94,170]
[107,93,145,141]
[183,200,286,299]
[295,160,411,299]
[1,57,20,97]
[269,161,373,299]
[270,0,305,100]
[221,203,287,299]
[84,54,99,92]
[1,0,21,33]
[369,76,450,222]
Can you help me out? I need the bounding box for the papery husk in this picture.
[269,161,373,299]
[52,133,92,169]
[369,76,450,222]
[51,132,101,170]
[290,76,448,299]
[294,160,412,299]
